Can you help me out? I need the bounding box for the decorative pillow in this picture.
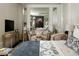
[35,28,45,36]
[42,30,49,35]
[66,25,79,55]
[66,35,74,48]
[66,35,79,54]
[72,38,79,52]
[73,26,79,38]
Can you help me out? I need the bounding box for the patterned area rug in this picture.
[40,41,60,56]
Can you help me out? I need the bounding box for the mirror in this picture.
[30,8,49,30]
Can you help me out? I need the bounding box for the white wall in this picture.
[17,4,23,33]
[63,3,79,31]
[52,5,64,32]
[63,4,71,31]
[70,4,79,25]
[0,3,23,47]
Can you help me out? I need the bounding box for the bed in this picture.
[8,25,79,56]
[8,40,78,56]
[40,40,78,56]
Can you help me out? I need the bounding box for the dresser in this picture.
[2,32,16,48]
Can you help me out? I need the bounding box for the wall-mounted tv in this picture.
[5,19,14,32]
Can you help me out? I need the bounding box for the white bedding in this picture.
[40,40,78,56]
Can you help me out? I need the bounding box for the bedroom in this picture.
[0,3,79,56]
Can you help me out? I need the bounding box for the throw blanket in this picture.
[10,41,39,56]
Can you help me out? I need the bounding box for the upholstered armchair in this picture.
[28,28,51,41]
[51,33,68,40]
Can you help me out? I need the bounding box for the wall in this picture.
[70,3,79,25]
[0,3,23,47]
[26,3,79,32]
[63,3,79,31]
[17,4,23,33]
[63,4,71,31]
[25,4,64,32]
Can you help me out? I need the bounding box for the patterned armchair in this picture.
[28,28,51,41]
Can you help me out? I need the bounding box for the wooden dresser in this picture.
[2,32,16,48]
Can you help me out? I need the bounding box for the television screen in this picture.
[5,20,14,32]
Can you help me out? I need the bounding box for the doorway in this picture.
[30,8,49,30]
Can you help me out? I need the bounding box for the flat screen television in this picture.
[5,19,14,32]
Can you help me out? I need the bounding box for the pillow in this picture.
[73,26,79,39]
[72,38,79,52]
[35,28,45,36]
[66,35,74,48]
[66,35,79,54]
[66,25,79,55]
[42,30,49,35]
[72,41,78,51]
